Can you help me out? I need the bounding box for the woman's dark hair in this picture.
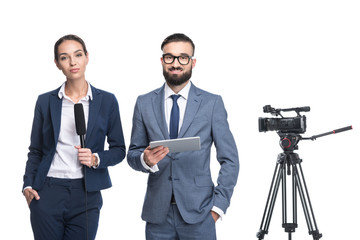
[54,34,88,61]
[161,33,195,56]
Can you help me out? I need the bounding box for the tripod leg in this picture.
[292,161,323,240]
[282,161,287,225]
[282,160,298,239]
[257,155,286,239]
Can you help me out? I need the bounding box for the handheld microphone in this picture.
[74,103,86,148]
[74,103,90,240]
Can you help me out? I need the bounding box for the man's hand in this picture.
[144,146,169,167]
[24,188,40,207]
[75,146,94,167]
[211,211,220,223]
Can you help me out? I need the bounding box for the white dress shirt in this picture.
[46,82,93,179]
[164,81,190,136]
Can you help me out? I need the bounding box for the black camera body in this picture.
[259,116,306,134]
[258,105,309,134]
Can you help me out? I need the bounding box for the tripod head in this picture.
[278,133,301,152]
[278,126,353,152]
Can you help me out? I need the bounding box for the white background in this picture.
[1,1,359,239]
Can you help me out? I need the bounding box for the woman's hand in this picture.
[75,146,94,167]
[24,188,40,207]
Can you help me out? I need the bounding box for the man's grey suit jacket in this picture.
[127,83,239,224]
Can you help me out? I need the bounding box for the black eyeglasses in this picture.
[162,54,193,65]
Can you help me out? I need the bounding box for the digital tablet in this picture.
[150,136,201,153]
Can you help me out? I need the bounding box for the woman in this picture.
[23,34,126,240]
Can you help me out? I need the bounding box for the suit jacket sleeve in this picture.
[23,96,44,189]
[96,94,126,168]
[212,95,239,213]
[127,96,151,173]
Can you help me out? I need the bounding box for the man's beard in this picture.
[163,67,192,86]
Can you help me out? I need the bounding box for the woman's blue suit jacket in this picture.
[23,85,126,192]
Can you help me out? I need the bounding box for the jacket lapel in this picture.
[152,85,169,139]
[49,91,62,145]
[178,84,202,138]
[86,85,102,142]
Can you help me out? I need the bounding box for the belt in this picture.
[45,177,84,189]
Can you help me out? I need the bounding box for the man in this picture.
[127,33,239,239]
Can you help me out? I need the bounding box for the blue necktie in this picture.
[170,95,180,139]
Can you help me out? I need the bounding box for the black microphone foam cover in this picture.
[74,103,86,135]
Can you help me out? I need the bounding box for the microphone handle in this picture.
[79,134,89,240]
[80,135,85,148]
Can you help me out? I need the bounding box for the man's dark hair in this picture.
[161,33,195,55]
[54,34,88,61]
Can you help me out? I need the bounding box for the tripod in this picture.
[256,133,322,240]
[257,104,352,239]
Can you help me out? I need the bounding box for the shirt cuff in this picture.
[140,153,159,173]
[212,206,224,220]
